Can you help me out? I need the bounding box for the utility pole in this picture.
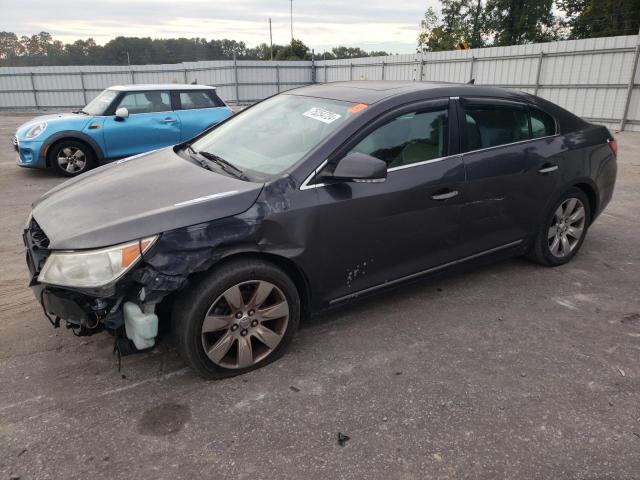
[290,0,293,43]
[269,18,273,60]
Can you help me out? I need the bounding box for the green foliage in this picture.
[0,32,389,66]
[417,0,637,52]
[558,0,640,39]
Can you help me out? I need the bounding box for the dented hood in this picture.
[32,147,264,250]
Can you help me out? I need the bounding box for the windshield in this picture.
[82,89,119,115]
[190,94,358,179]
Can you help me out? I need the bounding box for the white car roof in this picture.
[108,84,216,91]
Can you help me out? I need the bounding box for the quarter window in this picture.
[179,91,222,109]
[116,91,171,114]
[464,107,529,151]
[530,109,556,138]
[350,109,448,169]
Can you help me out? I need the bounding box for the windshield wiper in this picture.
[197,151,248,180]
[73,109,90,115]
[185,144,213,171]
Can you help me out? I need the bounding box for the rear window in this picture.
[530,109,556,138]
[179,90,225,109]
[465,107,529,150]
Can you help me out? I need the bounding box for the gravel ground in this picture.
[1,113,639,480]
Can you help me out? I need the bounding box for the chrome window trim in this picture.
[299,159,329,190]
[460,133,561,156]
[387,154,460,172]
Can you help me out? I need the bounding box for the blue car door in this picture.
[174,89,233,142]
[102,90,181,159]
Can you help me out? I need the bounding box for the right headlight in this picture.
[38,236,157,288]
[25,122,47,139]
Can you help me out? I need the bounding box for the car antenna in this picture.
[467,78,475,84]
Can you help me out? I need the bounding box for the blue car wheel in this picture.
[49,140,96,177]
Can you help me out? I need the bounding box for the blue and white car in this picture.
[14,84,233,176]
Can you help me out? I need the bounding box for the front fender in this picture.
[39,130,106,166]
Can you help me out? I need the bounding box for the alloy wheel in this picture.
[201,280,290,369]
[548,197,586,258]
[57,146,86,174]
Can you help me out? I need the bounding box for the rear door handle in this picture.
[538,164,558,174]
[431,189,459,201]
[163,117,177,123]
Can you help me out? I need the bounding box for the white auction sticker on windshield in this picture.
[303,107,342,124]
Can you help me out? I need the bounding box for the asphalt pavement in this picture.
[1,113,639,479]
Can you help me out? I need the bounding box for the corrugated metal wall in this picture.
[1,35,639,131]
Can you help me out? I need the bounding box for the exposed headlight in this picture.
[25,122,47,139]
[38,236,157,288]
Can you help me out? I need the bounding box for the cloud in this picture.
[3,0,439,53]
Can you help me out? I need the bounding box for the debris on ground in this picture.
[337,432,350,447]
[289,386,300,392]
[618,367,626,377]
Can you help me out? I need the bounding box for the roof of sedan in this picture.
[287,81,524,104]
[109,84,216,91]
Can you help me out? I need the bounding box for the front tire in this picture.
[49,140,95,177]
[528,187,591,266]
[172,259,300,379]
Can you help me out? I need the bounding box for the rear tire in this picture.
[49,140,96,177]
[528,187,591,266]
[171,259,300,379]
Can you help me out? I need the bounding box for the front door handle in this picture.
[538,164,558,174]
[431,189,459,201]
[163,117,177,123]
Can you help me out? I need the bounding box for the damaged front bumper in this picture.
[24,218,159,350]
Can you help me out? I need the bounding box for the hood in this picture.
[32,148,264,250]
[17,112,91,138]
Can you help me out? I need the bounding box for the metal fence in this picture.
[1,34,639,131]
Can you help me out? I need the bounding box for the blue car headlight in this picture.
[25,122,47,139]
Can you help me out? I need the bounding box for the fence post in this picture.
[79,71,87,104]
[381,61,385,80]
[419,59,424,82]
[349,63,353,81]
[29,72,38,109]
[311,49,316,84]
[129,69,135,84]
[534,51,544,96]
[469,55,474,82]
[233,53,240,104]
[275,64,280,93]
[183,68,188,83]
[325,63,328,83]
[620,43,640,131]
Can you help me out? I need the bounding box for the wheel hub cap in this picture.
[200,280,290,369]
[548,197,586,258]
[57,147,86,173]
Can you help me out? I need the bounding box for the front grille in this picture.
[23,218,50,282]
[12,135,18,152]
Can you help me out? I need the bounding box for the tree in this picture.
[275,38,309,60]
[418,1,488,52]
[0,31,20,59]
[485,0,557,45]
[558,0,640,39]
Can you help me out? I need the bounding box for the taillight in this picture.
[607,138,618,157]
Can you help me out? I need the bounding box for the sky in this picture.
[0,0,441,54]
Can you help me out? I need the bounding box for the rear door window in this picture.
[464,107,530,151]
[350,109,449,169]
[530,109,556,138]
[179,90,222,110]
[117,91,171,114]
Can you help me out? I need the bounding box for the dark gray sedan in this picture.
[24,81,617,378]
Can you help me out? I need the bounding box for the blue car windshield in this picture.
[191,94,357,178]
[82,89,119,115]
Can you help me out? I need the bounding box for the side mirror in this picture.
[328,152,387,183]
[115,107,129,120]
